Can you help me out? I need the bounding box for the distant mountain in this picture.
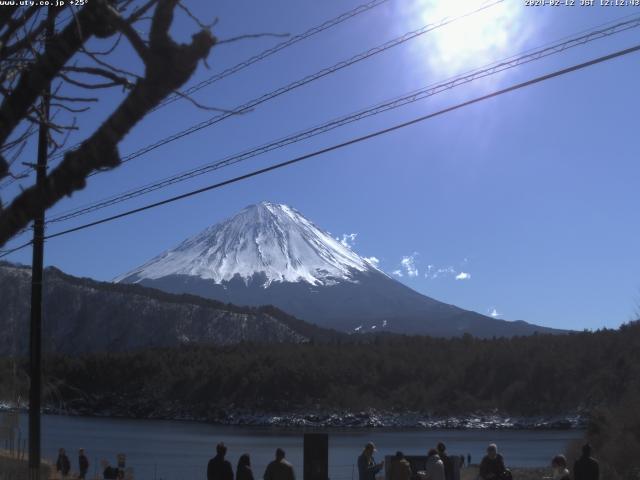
[0,262,340,356]
[117,202,562,337]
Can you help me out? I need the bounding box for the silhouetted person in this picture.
[264,448,295,480]
[437,442,454,480]
[101,459,118,480]
[426,448,445,480]
[358,442,384,480]
[389,451,412,480]
[78,448,89,479]
[208,442,234,480]
[237,454,255,480]
[573,444,599,480]
[551,455,570,480]
[467,454,471,467]
[56,448,71,479]
[479,444,506,480]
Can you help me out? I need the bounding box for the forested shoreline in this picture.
[1,321,638,417]
[2,322,639,477]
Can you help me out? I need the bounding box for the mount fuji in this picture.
[116,202,560,337]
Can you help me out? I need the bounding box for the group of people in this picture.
[207,443,296,480]
[478,442,600,480]
[55,447,130,480]
[55,448,89,479]
[359,441,601,480]
[358,441,462,480]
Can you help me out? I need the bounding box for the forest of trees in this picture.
[1,321,639,477]
[1,320,639,417]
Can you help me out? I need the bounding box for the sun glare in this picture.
[412,0,524,75]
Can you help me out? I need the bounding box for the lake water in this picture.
[15,414,582,480]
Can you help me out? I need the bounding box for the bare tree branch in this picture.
[81,32,122,56]
[217,32,289,45]
[0,6,19,33]
[0,7,38,46]
[0,0,117,152]
[127,0,160,24]
[50,102,91,113]
[177,2,217,31]
[170,89,241,113]
[51,94,99,103]
[58,72,126,90]
[0,0,216,246]
[107,8,151,62]
[0,15,48,62]
[81,47,142,80]
[61,66,134,88]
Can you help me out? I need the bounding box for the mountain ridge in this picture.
[0,261,342,355]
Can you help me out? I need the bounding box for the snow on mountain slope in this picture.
[115,202,380,287]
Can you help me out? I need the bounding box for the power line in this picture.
[30,43,639,245]
[44,15,640,225]
[0,240,33,259]
[0,0,390,190]
[20,0,502,182]
[155,0,391,110]
[4,0,501,198]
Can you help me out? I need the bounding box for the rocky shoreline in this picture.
[1,401,587,429]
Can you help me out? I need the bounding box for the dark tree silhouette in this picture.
[0,0,216,247]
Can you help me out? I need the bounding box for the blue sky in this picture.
[3,0,640,331]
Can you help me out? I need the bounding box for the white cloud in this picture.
[338,233,357,248]
[392,269,403,277]
[424,263,472,281]
[488,307,502,318]
[364,256,380,268]
[400,254,419,277]
[425,265,455,279]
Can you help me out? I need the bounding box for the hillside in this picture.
[0,262,341,355]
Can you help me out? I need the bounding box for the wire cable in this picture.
[155,0,391,110]
[44,15,640,225]
[2,0,501,193]
[31,43,640,245]
[48,1,503,171]
[0,0,390,190]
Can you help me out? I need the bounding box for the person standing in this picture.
[56,448,71,479]
[573,444,599,480]
[551,455,570,480]
[436,443,453,480]
[78,448,89,479]
[467,454,471,467]
[101,459,118,480]
[237,454,255,480]
[264,448,295,480]
[208,442,234,480]
[358,442,384,480]
[479,444,506,480]
[426,449,445,480]
[389,451,412,480]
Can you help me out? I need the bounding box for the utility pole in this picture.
[29,7,54,480]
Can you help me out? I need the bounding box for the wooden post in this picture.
[28,7,54,480]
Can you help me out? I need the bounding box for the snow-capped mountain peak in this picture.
[115,202,379,286]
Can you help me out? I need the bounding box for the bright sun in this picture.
[414,0,523,75]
